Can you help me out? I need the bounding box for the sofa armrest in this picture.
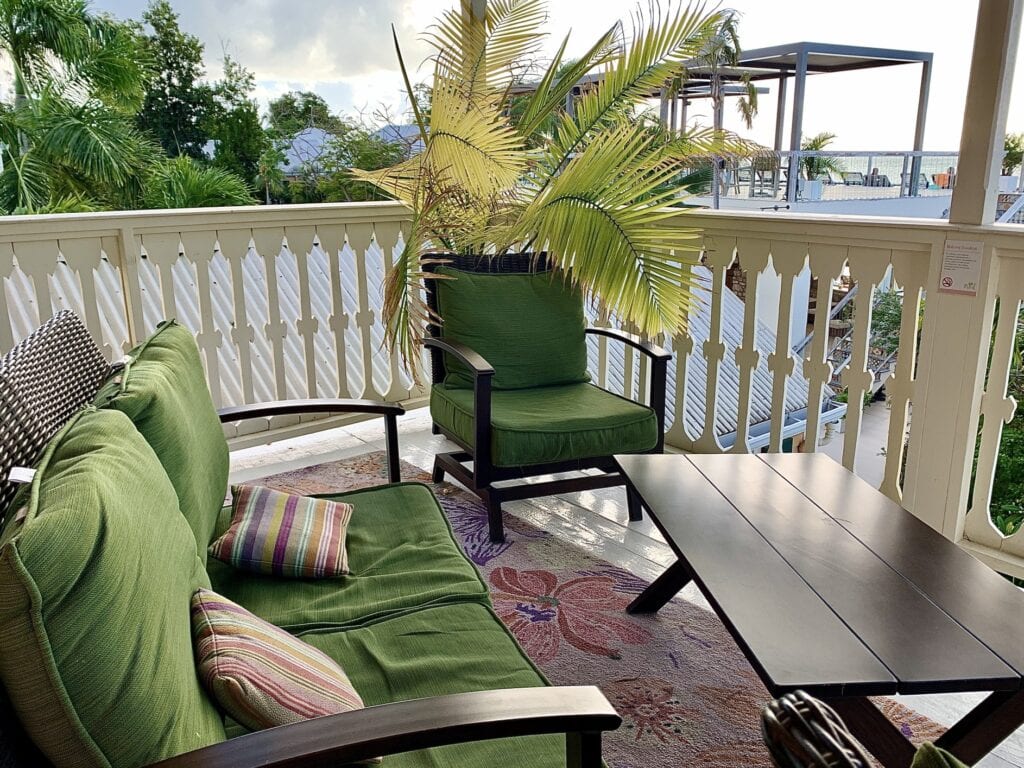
[147,686,620,768]
[218,399,405,483]
[584,327,672,362]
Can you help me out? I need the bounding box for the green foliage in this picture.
[870,289,904,355]
[800,131,844,179]
[136,0,216,159]
[317,126,407,202]
[255,142,287,204]
[208,55,268,190]
[354,0,763,371]
[268,91,345,135]
[0,0,150,108]
[142,156,255,209]
[1003,132,1023,175]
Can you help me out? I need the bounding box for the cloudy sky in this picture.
[89,0,1023,152]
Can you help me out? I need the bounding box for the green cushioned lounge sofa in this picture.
[0,312,620,768]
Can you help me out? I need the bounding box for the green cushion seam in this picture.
[96,320,178,403]
[2,546,110,768]
[436,389,656,435]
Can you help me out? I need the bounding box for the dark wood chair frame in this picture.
[0,312,623,768]
[423,253,672,543]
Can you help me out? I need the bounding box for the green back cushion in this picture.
[434,266,589,390]
[912,743,968,768]
[96,321,228,562]
[0,408,226,768]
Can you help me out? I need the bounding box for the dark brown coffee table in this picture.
[615,452,1024,767]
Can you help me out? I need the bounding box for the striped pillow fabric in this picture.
[209,485,352,578]
[191,588,372,736]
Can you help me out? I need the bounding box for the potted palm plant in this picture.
[352,0,758,371]
[800,131,843,200]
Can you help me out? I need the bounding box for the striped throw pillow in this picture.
[191,588,370,733]
[209,485,352,577]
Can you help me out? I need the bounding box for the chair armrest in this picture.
[422,338,495,480]
[585,328,672,361]
[147,686,620,768]
[218,399,405,484]
[423,338,495,377]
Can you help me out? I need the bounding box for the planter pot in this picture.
[804,180,824,200]
[999,175,1020,192]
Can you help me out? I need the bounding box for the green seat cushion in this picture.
[232,603,565,767]
[0,408,226,768]
[431,382,658,467]
[434,266,589,390]
[96,320,228,564]
[206,483,489,632]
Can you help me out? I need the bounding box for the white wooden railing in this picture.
[1,201,1022,577]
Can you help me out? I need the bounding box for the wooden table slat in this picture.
[760,452,1024,681]
[687,454,1018,695]
[615,453,896,697]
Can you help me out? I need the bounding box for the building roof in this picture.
[372,124,426,156]
[591,266,842,451]
[280,127,336,176]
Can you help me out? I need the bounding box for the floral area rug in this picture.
[254,452,944,768]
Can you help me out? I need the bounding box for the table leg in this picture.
[627,560,693,615]
[936,689,1024,765]
[826,698,916,768]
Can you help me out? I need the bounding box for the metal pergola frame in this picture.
[664,42,934,201]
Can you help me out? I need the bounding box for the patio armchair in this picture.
[841,171,865,186]
[425,253,671,543]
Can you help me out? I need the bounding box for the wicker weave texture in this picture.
[0,311,110,521]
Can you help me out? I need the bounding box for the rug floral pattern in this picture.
[257,452,945,768]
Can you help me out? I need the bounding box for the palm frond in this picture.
[515,25,620,141]
[426,0,547,99]
[518,121,704,335]
[543,2,727,175]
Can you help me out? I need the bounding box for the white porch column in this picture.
[902,0,1022,540]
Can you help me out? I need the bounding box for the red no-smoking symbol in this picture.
[941,276,954,288]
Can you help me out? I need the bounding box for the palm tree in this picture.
[353,0,759,370]
[142,156,256,209]
[0,0,153,212]
[0,0,147,109]
[682,11,758,207]
[801,131,844,180]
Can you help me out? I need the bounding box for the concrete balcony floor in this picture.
[229,408,1024,768]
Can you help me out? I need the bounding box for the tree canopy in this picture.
[268,91,345,135]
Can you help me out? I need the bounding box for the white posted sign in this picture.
[938,240,984,297]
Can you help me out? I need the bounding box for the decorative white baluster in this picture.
[12,240,58,325]
[766,241,808,453]
[839,247,892,471]
[694,239,735,452]
[802,245,848,454]
[347,223,383,400]
[316,225,351,398]
[964,252,1024,551]
[57,238,109,357]
[0,242,15,351]
[664,331,695,449]
[879,248,929,500]
[730,237,771,454]
[218,230,257,405]
[139,233,183,319]
[251,228,289,400]
[180,232,224,407]
[284,226,320,399]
